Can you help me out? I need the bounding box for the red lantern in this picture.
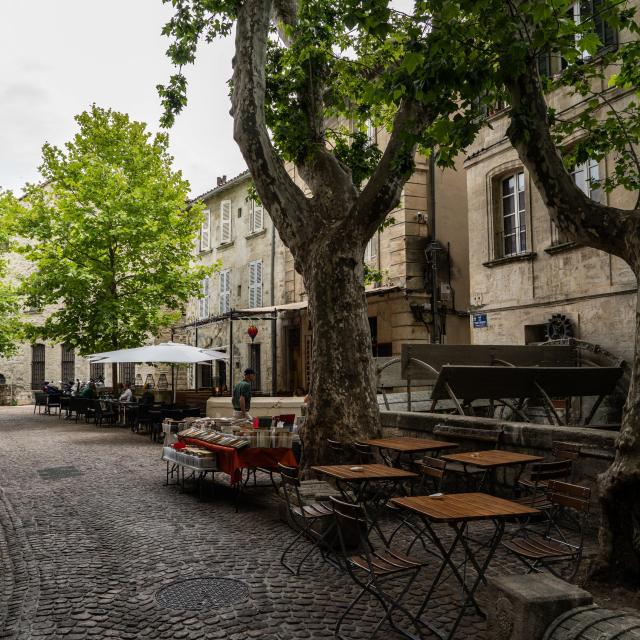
[247,325,259,342]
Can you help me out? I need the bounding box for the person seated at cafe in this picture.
[42,381,59,394]
[119,382,133,402]
[139,383,155,405]
[79,382,97,399]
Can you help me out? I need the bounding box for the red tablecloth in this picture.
[179,437,297,484]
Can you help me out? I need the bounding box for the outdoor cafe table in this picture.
[391,493,539,640]
[440,449,544,491]
[312,464,419,540]
[365,437,458,468]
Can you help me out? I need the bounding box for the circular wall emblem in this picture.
[155,577,250,610]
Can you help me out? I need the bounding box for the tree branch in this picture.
[231,0,312,250]
[355,98,434,238]
[503,56,640,269]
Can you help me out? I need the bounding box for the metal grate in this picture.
[155,577,250,610]
[37,466,83,480]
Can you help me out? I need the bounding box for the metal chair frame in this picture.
[278,463,336,576]
[504,480,591,579]
[330,496,426,640]
[327,439,349,465]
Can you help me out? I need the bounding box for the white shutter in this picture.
[220,200,232,243]
[199,277,210,319]
[251,203,264,233]
[248,260,263,308]
[249,262,256,308]
[255,260,263,307]
[219,269,231,314]
[200,209,210,251]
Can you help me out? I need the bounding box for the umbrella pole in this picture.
[172,364,176,404]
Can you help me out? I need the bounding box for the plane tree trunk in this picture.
[503,51,640,581]
[230,0,435,467]
[300,229,380,467]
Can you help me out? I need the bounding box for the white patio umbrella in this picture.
[89,342,227,401]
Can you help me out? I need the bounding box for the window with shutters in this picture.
[198,276,210,319]
[248,260,263,308]
[219,269,231,314]
[366,119,376,145]
[364,235,378,263]
[220,200,232,243]
[31,344,45,390]
[250,202,264,233]
[61,343,75,383]
[200,209,211,251]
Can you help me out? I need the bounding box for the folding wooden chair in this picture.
[387,458,447,555]
[503,480,591,579]
[353,441,376,465]
[278,463,335,576]
[327,439,349,464]
[330,496,426,640]
[516,459,573,509]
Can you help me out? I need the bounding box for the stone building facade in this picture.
[175,171,289,395]
[465,25,638,363]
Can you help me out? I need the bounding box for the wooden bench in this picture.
[429,365,623,425]
[401,344,577,382]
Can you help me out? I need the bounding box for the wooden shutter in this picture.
[200,209,210,250]
[220,200,232,243]
[249,261,263,308]
[251,203,264,233]
[220,270,230,314]
[199,277,210,318]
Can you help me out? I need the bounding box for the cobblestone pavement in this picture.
[1,405,553,639]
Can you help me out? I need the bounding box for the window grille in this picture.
[31,344,45,390]
[90,362,104,382]
[119,362,136,386]
[61,343,75,384]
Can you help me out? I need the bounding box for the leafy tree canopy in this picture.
[0,193,21,358]
[5,105,214,356]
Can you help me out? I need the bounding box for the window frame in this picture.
[364,234,378,263]
[31,343,46,390]
[499,170,527,258]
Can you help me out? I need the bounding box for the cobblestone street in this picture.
[0,406,533,640]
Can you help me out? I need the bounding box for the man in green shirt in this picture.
[232,368,255,418]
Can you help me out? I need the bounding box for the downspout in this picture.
[428,154,440,343]
[270,221,277,396]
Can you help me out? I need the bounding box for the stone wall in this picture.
[380,410,616,499]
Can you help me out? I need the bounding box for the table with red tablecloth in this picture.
[179,436,297,485]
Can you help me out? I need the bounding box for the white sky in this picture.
[0,0,246,198]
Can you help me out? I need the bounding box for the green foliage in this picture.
[0,193,21,358]
[8,105,214,355]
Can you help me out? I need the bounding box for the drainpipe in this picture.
[270,221,277,396]
[428,154,440,343]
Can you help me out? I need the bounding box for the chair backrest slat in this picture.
[547,480,591,512]
[552,441,581,462]
[530,459,572,482]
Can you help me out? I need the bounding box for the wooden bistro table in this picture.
[391,493,539,640]
[312,464,419,541]
[441,449,544,491]
[366,437,458,468]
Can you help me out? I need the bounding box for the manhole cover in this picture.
[37,466,82,480]
[155,578,250,610]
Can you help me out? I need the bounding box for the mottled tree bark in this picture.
[230,0,432,468]
[503,52,640,580]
